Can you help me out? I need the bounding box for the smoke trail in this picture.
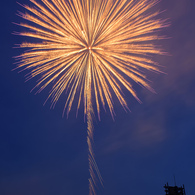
[86,55,103,194]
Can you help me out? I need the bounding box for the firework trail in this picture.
[14,0,167,194]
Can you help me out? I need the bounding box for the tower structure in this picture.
[164,182,186,195]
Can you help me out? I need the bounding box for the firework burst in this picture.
[15,0,167,194]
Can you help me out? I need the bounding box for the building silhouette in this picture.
[164,182,186,195]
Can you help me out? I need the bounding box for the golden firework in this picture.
[15,0,166,194]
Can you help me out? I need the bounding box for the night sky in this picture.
[1,0,195,195]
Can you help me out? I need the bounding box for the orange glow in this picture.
[15,0,166,194]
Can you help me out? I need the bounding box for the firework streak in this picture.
[15,0,167,194]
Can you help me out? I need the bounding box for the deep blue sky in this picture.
[0,0,195,195]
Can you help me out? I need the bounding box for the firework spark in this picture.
[15,0,166,194]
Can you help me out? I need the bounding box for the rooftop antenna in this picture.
[164,178,186,195]
[173,174,176,186]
